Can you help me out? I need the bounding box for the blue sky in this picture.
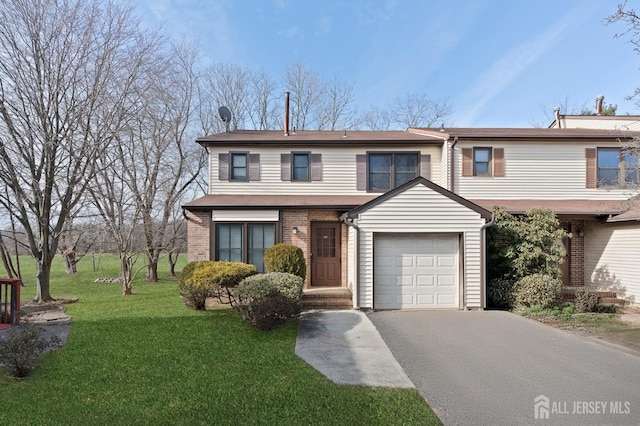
[135,0,640,127]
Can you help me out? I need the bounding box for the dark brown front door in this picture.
[561,227,571,286]
[311,222,341,287]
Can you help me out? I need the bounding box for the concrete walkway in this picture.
[295,310,414,388]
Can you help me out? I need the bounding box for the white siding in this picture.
[209,145,443,195]
[584,222,640,304]
[454,142,631,201]
[346,225,356,294]
[555,117,640,130]
[354,184,486,309]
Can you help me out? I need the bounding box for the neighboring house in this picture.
[184,121,640,309]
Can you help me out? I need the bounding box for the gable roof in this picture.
[344,177,492,219]
[408,127,640,141]
[197,130,445,147]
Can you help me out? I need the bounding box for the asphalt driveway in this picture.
[368,310,640,426]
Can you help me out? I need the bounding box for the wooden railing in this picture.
[0,278,21,327]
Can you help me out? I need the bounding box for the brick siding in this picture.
[186,210,211,262]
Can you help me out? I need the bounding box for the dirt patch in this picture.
[518,305,640,356]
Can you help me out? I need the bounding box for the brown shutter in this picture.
[356,154,366,190]
[281,154,291,181]
[310,153,322,181]
[493,148,504,177]
[420,154,431,180]
[218,153,229,181]
[462,148,473,177]
[248,154,260,181]
[586,148,597,188]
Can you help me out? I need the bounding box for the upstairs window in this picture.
[461,147,504,177]
[230,153,247,181]
[596,148,639,187]
[368,153,419,191]
[473,148,491,176]
[292,153,310,181]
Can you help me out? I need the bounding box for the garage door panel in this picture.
[374,234,458,309]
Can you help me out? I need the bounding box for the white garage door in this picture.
[374,234,459,309]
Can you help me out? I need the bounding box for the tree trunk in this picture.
[121,256,133,295]
[64,249,78,275]
[34,260,55,302]
[146,257,159,282]
[168,252,178,277]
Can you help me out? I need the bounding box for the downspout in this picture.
[343,215,360,309]
[479,212,496,309]
[449,136,459,192]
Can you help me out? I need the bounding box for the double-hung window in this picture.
[597,148,639,187]
[473,148,491,176]
[292,153,310,181]
[230,153,248,181]
[368,152,419,191]
[216,223,276,272]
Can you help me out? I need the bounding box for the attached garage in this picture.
[374,234,459,309]
[344,177,492,310]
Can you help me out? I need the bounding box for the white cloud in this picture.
[279,26,299,38]
[315,15,332,37]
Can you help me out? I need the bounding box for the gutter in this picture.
[449,136,458,191]
[343,215,360,309]
[479,212,496,309]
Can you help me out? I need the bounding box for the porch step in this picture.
[302,288,352,310]
[561,287,626,306]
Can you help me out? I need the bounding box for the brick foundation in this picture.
[186,210,211,262]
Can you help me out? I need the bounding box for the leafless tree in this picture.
[358,106,394,131]
[0,0,161,302]
[284,62,326,131]
[315,76,357,130]
[247,69,280,130]
[204,63,252,131]
[606,2,640,106]
[392,92,454,128]
[130,42,206,282]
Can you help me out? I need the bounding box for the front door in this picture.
[311,222,341,287]
[561,226,571,286]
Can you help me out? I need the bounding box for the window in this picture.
[230,153,247,181]
[596,148,639,187]
[292,153,310,181]
[368,153,419,191]
[461,147,504,177]
[473,148,491,176]
[216,223,276,272]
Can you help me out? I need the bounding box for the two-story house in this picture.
[184,122,640,310]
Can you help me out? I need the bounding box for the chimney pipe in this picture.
[554,107,561,129]
[284,91,290,136]
[596,95,604,116]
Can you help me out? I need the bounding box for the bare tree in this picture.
[247,69,280,130]
[284,62,325,130]
[358,106,394,130]
[393,92,454,128]
[315,76,356,130]
[0,0,161,302]
[204,63,252,131]
[130,42,206,282]
[606,2,640,106]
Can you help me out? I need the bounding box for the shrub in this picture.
[263,244,306,280]
[487,276,515,309]
[574,288,599,313]
[179,261,257,310]
[235,272,304,330]
[513,273,562,308]
[0,321,61,378]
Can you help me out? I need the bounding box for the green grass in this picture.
[0,255,440,425]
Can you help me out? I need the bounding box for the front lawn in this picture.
[0,255,440,425]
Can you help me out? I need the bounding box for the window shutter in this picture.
[310,153,322,181]
[218,153,229,181]
[493,148,504,177]
[586,148,596,188]
[462,148,473,177]
[248,154,260,181]
[281,154,291,181]
[356,154,366,190]
[420,154,431,180]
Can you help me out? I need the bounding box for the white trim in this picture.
[212,210,279,221]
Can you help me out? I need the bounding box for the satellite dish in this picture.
[218,106,232,132]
